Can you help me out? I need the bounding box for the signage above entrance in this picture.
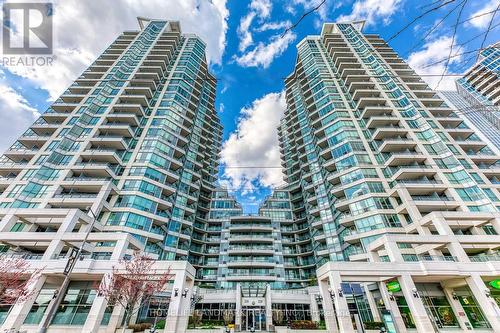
[386,281,401,292]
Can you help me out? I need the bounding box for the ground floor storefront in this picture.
[317,261,500,333]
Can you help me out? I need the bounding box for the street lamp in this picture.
[39,207,99,333]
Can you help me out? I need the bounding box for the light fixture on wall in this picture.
[182,288,189,298]
[452,292,458,300]
[328,288,335,298]
[485,289,491,298]
[315,294,323,302]
[338,288,343,297]
[174,288,179,297]
[412,288,419,298]
[388,292,395,301]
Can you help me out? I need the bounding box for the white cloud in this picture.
[255,21,291,32]
[238,12,257,52]
[0,71,39,153]
[337,0,403,26]
[237,0,272,52]
[1,0,229,100]
[290,0,336,20]
[250,0,272,18]
[234,32,296,68]
[235,0,295,68]
[221,92,286,193]
[467,0,499,30]
[407,36,463,90]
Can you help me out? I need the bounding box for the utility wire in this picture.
[420,47,487,69]
[436,0,468,90]
[403,0,466,58]
[385,0,457,44]
[419,0,449,10]
[281,0,327,38]
[477,2,500,62]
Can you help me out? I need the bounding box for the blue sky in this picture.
[0,0,498,212]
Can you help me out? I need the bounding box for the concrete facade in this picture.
[0,17,499,333]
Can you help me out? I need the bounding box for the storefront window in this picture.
[458,295,491,329]
[52,281,96,325]
[0,305,11,324]
[24,286,56,324]
[490,288,500,307]
[137,295,170,324]
[421,296,458,328]
[395,297,416,328]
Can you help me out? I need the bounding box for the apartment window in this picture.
[482,188,498,201]
[25,287,57,324]
[469,173,485,184]
[52,281,96,325]
[483,225,498,235]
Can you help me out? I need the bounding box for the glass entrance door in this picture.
[243,307,265,331]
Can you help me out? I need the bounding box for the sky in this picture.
[0,0,498,212]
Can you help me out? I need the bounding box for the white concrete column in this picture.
[0,275,46,331]
[128,302,142,328]
[309,292,321,323]
[110,238,128,260]
[235,283,242,331]
[440,284,469,331]
[330,272,355,333]
[0,213,18,232]
[470,226,486,235]
[176,277,194,333]
[265,284,272,331]
[105,304,125,333]
[385,241,404,262]
[397,274,436,332]
[397,189,422,225]
[91,182,112,215]
[446,241,470,262]
[363,285,381,322]
[58,209,80,234]
[367,249,380,262]
[432,216,452,235]
[378,282,407,333]
[318,277,339,333]
[465,274,500,331]
[163,271,194,333]
[491,218,500,235]
[82,291,109,333]
[42,239,64,260]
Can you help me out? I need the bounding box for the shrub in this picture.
[128,322,152,332]
[155,319,166,329]
[290,320,318,329]
[364,321,385,329]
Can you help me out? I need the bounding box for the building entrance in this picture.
[242,306,266,331]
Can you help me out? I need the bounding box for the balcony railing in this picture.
[403,255,457,262]
[469,254,500,262]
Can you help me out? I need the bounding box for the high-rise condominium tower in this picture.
[457,42,500,107]
[0,19,220,332]
[0,18,500,333]
[280,21,500,332]
[440,43,500,150]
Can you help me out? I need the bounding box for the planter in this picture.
[275,327,328,333]
[186,329,225,333]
